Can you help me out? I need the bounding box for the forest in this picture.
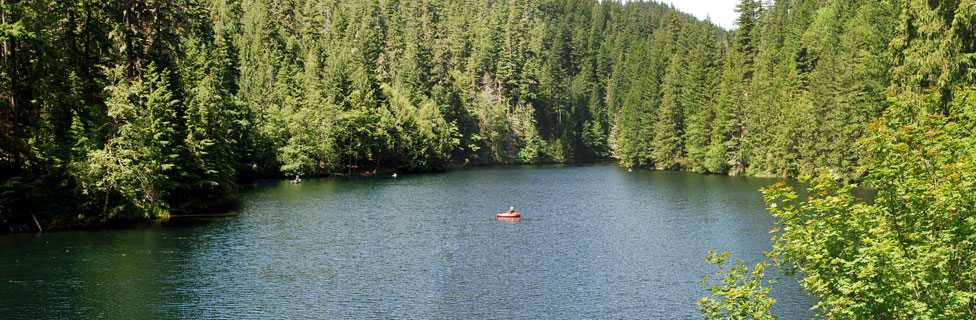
[1,0,727,231]
[1,0,976,318]
[0,0,972,256]
[695,1,975,318]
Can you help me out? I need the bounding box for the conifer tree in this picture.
[890,0,976,113]
[79,65,181,221]
[682,22,721,172]
[651,12,686,169]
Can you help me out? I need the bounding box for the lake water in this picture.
[0,164,816,318]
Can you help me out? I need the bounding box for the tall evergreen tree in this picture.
[890,0,976,114]
[682,21,721,172]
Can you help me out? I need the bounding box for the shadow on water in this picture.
[0,164,837,319]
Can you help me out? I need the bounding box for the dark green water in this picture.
[0,164,816,318]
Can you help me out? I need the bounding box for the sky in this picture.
[659,0,739,30]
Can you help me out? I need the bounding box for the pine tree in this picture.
[704,50,734,175]
[79,65,181,221]
[651,12,686,169]
[890,0,976,114]
[236,0,294,174]
[616,37,657,168]
[720,0,761,175]
[682,21,721,172]
[175,33,246,209]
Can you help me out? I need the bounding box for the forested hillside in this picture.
[0,0,973,232]
[0,0,715,231]
[699,0,976,318]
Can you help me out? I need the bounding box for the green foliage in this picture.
[76,65,180,221]
[748,87,976,319]
[174,32,247,210]
[698,250,778,320]
[1,0,970,239]
[890,0,976,113]
[654,49,686,169]
[682,22,721,173]
[700,0,976,316]
[616,38,658,168]
[381,83,457,170]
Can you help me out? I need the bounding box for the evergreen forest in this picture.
[3,0,976,318]
[0,0,974,239]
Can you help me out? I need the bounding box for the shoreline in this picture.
[3,159,834,235]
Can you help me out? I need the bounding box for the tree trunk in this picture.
[1,0,22,167]
[31,213,42,233]
[124,3,135,78]
[2,0,17,122]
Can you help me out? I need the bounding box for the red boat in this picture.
[497,212,521,218]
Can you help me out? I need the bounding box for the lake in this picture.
[0,164,816,318]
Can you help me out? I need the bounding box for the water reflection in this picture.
[0,165,819,318]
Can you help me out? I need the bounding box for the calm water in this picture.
[0,164,817,318]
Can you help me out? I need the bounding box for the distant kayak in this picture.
[497,212,521,218]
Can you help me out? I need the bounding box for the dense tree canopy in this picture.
[3,0,976,317]
[0,0,725,231]
[0,0,971,238]
[700,0,976,318]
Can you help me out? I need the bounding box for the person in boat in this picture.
[291,175,301,184]
[508,207,515,214]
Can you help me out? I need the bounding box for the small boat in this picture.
[291,178,302,184]
[497,212,521,218]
